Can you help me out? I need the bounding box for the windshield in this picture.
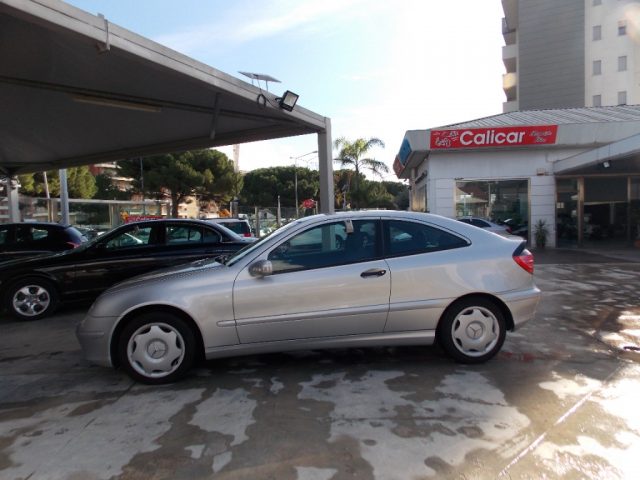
[225,218,309,267]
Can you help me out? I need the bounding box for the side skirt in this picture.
[203,330,436,360]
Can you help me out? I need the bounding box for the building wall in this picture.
[585,0,640,106]
[518,0,585,110]
[417,148,591,247]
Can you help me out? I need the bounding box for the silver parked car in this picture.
[77,211,540,384]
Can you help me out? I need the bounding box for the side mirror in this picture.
[249,259,273,277]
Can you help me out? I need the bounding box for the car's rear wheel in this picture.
[117,312,196,384]
[438,297,506,363]
[6,277,58,321]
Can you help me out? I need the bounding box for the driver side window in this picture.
[267,220,377,273]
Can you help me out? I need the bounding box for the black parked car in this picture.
[0,219,255,320]
[0,222,86,261]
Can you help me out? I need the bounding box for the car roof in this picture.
[206,218,249,223]
[113,218,244,239]
[2,222,72,228]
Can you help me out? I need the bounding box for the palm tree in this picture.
[333,137,388,208]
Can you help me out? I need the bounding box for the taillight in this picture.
[513,248,534,274]
[66,241,81,249]
[243,233,252,237]
[506,226,512,234]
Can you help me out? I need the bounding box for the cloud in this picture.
[154,0,366,54]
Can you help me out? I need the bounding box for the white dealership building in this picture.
[394,105,640,249]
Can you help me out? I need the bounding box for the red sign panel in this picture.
[302,199,316,209]
[124,215,163,223]
[430,125,558,149]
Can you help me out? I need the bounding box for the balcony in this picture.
[503,100,519,113]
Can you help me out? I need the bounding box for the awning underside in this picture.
[0,2,323,174]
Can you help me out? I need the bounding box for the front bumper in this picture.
[76,314,118,367]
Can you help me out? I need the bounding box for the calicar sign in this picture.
[430,125,558,149]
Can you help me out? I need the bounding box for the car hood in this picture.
[106,257,226,292]
[0,249,75,269]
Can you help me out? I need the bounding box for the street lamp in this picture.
[290,150,318,218]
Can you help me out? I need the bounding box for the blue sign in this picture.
[398,138,412,165]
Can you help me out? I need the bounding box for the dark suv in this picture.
[0,222,86,261]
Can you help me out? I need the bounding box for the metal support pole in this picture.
[294,165,299,218]
[317,117,334,214]
[7,176,20,222]
[59,168,70,224]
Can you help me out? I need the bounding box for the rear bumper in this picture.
[499,286,541,330]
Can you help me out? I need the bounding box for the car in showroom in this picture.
[0,222,87,261]
[0,219,255,321]
[76,211,540,384]
[457,216,512,235]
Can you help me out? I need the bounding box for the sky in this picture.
[65,0,506,181]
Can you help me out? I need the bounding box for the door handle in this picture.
[360,268,387,278]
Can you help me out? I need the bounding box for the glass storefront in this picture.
[455,179,529,237]
[556,176,640,247]
[556,178,579,247]
[630,177,640,246]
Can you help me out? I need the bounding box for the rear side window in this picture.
[166,225,222,245]
[0,226,10,246]
[222,221,251,235]
[166,225,203,244]
[471,219,489,228]
[385,220,468,257]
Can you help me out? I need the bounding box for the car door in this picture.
[232,218,390,343]
[0,224,16,261]
[382,219,471,333]
[68,223,163,295]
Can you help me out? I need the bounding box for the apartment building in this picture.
[502,0,640,112]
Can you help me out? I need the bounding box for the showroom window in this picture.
[455,179,529,235]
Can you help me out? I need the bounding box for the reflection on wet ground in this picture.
[1,259,639,479]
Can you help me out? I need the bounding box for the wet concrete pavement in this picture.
[1,249,640,479]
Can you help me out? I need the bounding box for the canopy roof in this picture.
[0,0,329,175]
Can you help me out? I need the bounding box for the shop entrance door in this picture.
[583,177,629,247]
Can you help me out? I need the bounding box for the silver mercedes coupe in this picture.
[76,211,540,384]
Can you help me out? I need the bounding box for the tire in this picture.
[6,277,58,321]
[117,312,196,384]
[437,297,506,364]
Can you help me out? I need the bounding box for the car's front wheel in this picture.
[6,277,59,321]
[438,297,506,363]
[117,312,196,384]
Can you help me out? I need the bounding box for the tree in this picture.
[333,137,389,209]
[18,167,97,199]
[241,166,319,207]
[117,149,239,217]
[381,181,410,210]
[94,173,130,200]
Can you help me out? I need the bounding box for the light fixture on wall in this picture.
[277,91,299,112]
[602,160,611,168]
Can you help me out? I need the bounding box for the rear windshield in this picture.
[222,222,251,235]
